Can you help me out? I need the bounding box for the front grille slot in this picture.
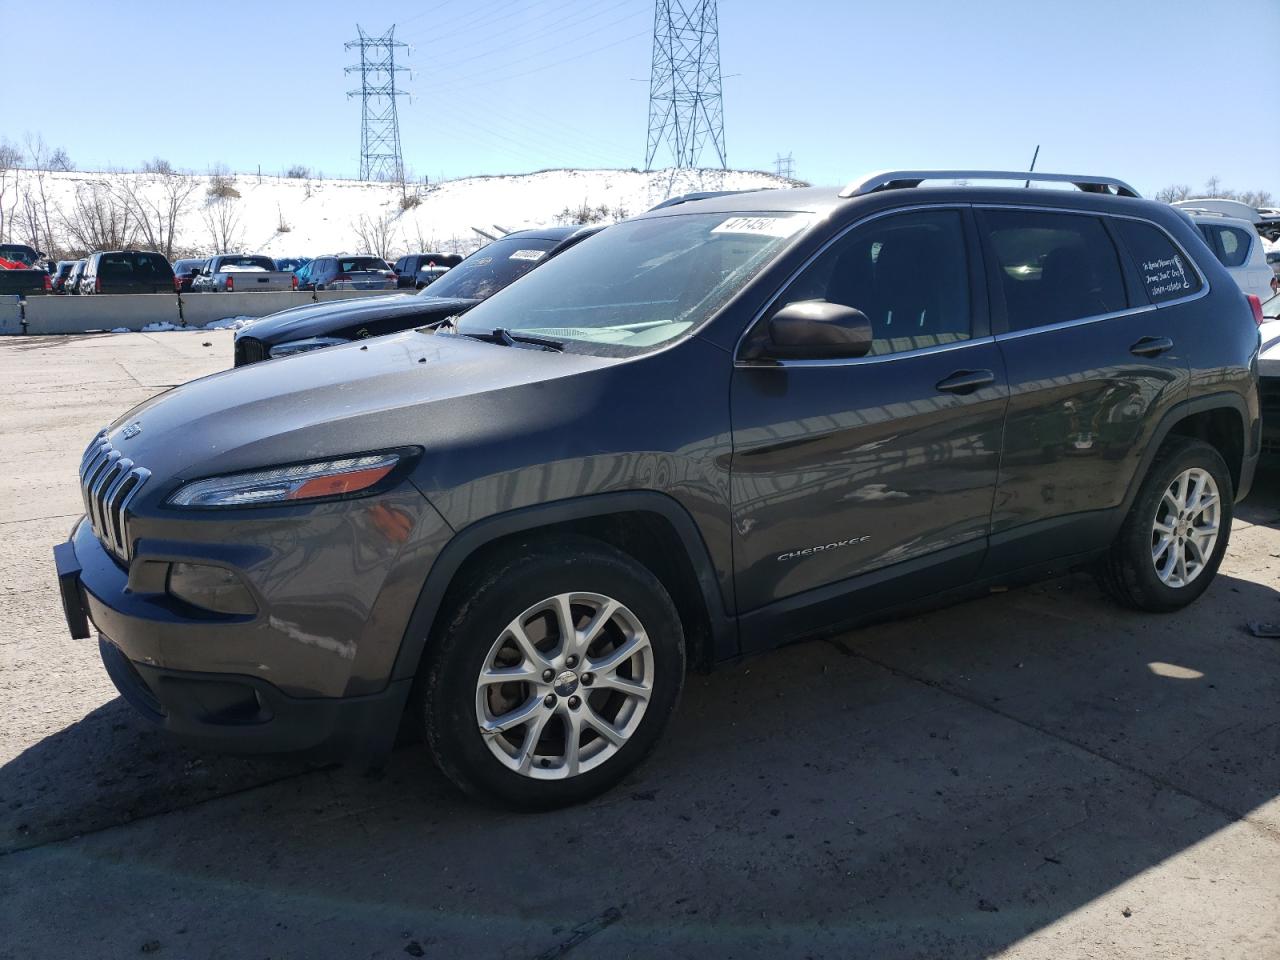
[79,430,150,562]
[235,337,266,366]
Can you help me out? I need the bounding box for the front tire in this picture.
[420,536,685,809]
[1098,438,1233,612]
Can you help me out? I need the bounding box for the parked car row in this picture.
[30,250,454,296]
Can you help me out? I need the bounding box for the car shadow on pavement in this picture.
[2,566,1277,958]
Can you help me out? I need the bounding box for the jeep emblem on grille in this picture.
[121,421,143,439]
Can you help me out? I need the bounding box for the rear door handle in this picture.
[1130,336,1173,357]
[935,369,995,395]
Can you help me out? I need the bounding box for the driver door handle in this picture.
[1130,336,1173,357]
[936,369,995,395]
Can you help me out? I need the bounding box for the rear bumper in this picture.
[97,636,411,760]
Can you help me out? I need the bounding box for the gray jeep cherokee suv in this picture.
[55,170,1261,809]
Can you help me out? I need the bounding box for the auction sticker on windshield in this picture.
[710,215,809,238]
[509,250,547,262]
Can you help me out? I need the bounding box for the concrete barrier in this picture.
[11,288,405,335]
[0,296,21,335]
[178,291,314,328]
[22,294,181,334]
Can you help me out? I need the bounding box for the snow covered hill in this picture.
[0,166,799,262]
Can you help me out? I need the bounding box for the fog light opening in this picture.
[167,562,258,616]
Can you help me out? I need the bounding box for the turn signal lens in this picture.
[287,465,394,500]
[168,453,404,508]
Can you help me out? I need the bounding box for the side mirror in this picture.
[744,300,873,361]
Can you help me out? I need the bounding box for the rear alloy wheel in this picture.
[1098,438,1233,612]
[421,536,685,809]
[1149,468,1221,589]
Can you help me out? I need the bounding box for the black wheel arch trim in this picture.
[389,491,737,684]
[1122,391,1255,512]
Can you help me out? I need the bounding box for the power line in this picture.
[645,0,726,170]
[345,26,409,181]
[774,152,794,180]
[428,29,649,93]
[399,0,533,49]
[419,0,640,72]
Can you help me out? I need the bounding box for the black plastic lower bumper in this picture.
[97,637,412,763]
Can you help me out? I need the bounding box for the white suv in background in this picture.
[1181,210,1274,300]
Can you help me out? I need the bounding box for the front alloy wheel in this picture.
[1150,467,1220,589]
[476,592,654,779]
[421,536,685,809]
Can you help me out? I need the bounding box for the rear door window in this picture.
[1112,219,1203,304]
[980,210,1128,331]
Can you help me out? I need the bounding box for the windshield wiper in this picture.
[481,327,565,352]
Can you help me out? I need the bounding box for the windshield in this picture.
[0,247,38,266]
[418,237,558,301]
[101,252,170,277]
[1263,291,1280,321]
[217,255,276,272]
[337,256,390,273]
[453,213,811,354]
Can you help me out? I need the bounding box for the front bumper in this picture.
[96,635,410,759]
[55,489,450,759]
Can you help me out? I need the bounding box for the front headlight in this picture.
[268,336,348,358]
[167,452,404,508]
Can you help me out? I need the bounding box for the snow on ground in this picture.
[7,167,797,261]
[202,316,254,330]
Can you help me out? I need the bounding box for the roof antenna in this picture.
[1024,145,1040,188]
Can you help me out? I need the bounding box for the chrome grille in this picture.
[79,429,150,562]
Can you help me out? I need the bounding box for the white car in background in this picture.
[1180,210,1275,301]
[1257,292,1280,453]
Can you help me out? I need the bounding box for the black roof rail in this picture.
[646,188,771,212]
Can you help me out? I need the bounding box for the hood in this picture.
[105,329,615,487]
[237,293,480,344]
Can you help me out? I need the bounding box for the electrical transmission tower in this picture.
[774,152,795,180]
[644,1,727,171]
[345,26,408,182]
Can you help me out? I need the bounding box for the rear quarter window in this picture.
[1215,226,1253,268]
[1113,219,1203,304]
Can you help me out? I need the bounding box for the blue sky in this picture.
[6,0,1278,197]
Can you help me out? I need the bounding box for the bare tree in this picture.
[1154,184,1191,204]
[201,196,244,253]
[20,135,61,257]
[119,169,200,259]
[60,177,140,252]
[48,147,73,172]
[351,211,397,260]
[0,137,24,243]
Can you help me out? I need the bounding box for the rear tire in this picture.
[419,535,685,810]
[1097,438,1233,612]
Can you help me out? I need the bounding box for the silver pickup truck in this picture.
[191,254,295,293]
